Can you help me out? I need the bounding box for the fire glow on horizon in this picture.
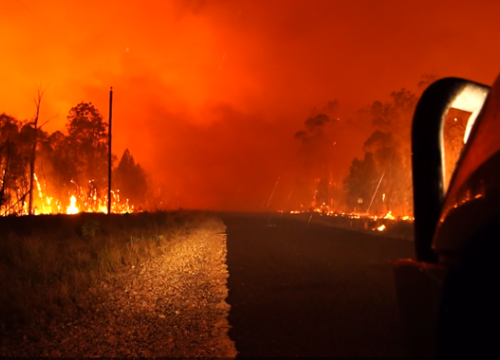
[1,174,134,216]
[1,1,500,213]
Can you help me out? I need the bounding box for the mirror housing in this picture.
[411,78,489,262]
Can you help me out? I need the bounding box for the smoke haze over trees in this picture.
[0,103,150,215]
[292,75,468,217]
[1,73,473,216]
[2,0,499,212]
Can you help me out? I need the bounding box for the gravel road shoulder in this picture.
[0,217,237,358]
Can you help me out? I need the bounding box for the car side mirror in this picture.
[411,78,489,262]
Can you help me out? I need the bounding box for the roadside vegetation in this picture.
[0,211,211,334]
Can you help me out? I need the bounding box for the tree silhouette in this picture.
[1,101,152,214]
[38,130,77,204]
[28,89,44,215]
[66,102,109,200]
[344,152,379,212]
[114,149,148,208]
[294,108,341,209]
[0,114,35,213]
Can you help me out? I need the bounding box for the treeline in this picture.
[294,75,467,217]
[0,102,150,215]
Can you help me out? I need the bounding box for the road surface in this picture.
[221,213,414,357]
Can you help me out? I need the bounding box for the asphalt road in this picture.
[221,213,414,357]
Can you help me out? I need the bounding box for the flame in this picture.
[66,195,79,214]
[288,208,413,222]
[98,205,108,213]
[382,211,396,220]
[1,175,135,216]
[376,224,386,231]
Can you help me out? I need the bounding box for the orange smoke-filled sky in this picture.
[2,0,500,210]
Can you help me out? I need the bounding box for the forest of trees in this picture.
[0,102,150,215]
[2,75,469,217]
[343,88,417,216]
[294,75,468,218]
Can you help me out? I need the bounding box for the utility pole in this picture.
[107,87,113,215]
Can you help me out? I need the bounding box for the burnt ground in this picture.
[221,213,414,357]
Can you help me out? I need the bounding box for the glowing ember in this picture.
[66,195,79,214]
[98,205,108,214]
[1,176,135,216]
[288,208,413,222]
[382,211,396,220]
[376,224,386,231]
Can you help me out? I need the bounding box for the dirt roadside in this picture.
[0,218,237,358]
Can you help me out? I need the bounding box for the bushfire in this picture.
[1,174,133,216]
[286,207,413,232]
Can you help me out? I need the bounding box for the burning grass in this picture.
[0,210,211,334]
[283,211,414,241]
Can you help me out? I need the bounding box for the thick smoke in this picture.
[1,1,500,212]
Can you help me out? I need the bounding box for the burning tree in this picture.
[343,151,379,213]
[40,130,75,196]
[287,75,468,219]
[293,101,343,211]
[0,113,47,213]
[66,102,110,198]
[342,80,434,217]
[344,131,409,216]
[342,75,466,218]
[0,114,21,209]
[1,101,150,215]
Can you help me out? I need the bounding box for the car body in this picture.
[394,75,500,357]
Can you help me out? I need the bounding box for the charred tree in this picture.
[28,89,44,215]
[0,139,11,209]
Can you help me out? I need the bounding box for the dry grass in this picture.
[0,210,212,334]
